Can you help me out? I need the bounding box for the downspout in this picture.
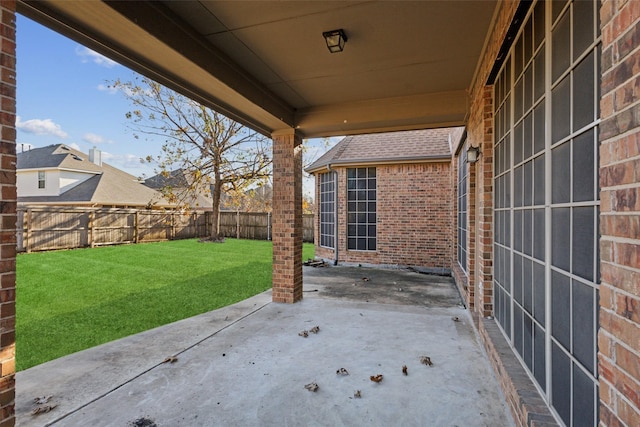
[326,164,339,266]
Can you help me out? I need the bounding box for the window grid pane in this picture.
[347,168,376,251]
[493,2,600,426]
[319,172,335,248]
[458,147,469,272]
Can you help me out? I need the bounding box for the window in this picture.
[319,172,335,248]
[37,171,45,189]
[493,1,600,425]
[457,147,468,272]
[347,167,376,251]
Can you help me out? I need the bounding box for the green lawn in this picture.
[17,238,314,371]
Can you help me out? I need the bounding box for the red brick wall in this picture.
[598,0,640,425]
[451,142,478,310]
[315,161,453,271]
[271,130,303,303]
[0,1,16,425]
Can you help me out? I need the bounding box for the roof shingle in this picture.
[17,144,171,207]
[306,128,461,173]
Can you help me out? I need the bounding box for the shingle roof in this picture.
[17,144,172,207]
[305,128,460,173]
[145,169,213,209]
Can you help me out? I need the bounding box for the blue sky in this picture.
[16,15,332,197]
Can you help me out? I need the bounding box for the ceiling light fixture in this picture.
[323,29,347,53]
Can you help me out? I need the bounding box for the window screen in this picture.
[319,172,335,248]
[493,1,600,425]
[457,146,468,271]
[347,168,376,251]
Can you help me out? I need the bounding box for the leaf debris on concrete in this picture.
[353,390,362,398]
[31,396,57,416]
[31,404,57,416]
[420,356,433,366]
[370,374,383,383]
[304,382,319,392]
[336,368,349,376]
[309,325,320,334]
[298,330,309,338]
[162,355,179,363]
[402,365,408,375]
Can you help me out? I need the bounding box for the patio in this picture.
[16,266,514,426]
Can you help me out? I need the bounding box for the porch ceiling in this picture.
[18,1,499,138]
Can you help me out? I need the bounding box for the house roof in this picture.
[17,144,104,172]
[17,144,172,208]
[145,169,213,210]
[305,128,460,173]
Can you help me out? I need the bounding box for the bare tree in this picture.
[111,76,271,241]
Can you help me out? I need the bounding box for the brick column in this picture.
[598,1,640,426]
[474,86,494,317]
[271,129,303,303]
[0,2,16,426]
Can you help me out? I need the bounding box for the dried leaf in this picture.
[298,330,309,338]
[354,390,362,398]
[33,396,52,405]
[420,356,433,366]
[309,326,320,334]
[163,356,178,364]
[31,405,57,416]
[336,368,349,376]
[402,365,408,375]
[304,382,319,392]
[370,374,383,383]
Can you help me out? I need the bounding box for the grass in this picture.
[16,238,315,371]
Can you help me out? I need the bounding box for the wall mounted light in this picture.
[323,29,348,53]
[466,145,481,163]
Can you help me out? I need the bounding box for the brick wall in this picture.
[463,1,543,426]
[315,161,453,271]
[0,1,15,425]
[452,141,478,310]
[271,130,303,303]
[598,0,640,425]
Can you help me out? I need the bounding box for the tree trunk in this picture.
[210,181,224,242]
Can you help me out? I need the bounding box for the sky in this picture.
[16,15,335,198]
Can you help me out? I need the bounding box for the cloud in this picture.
[76,46,118,68]
[102,151,145,171]
[16,116,68,138]
[82,133,114,145]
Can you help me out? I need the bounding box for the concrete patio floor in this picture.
[16,266,515,427]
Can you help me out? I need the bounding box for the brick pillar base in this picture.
[0,2,16,426]
[271,130,303,303]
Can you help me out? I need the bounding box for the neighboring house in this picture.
[146,169,273,212]
[144,169,213,210]
[17,144,171,208]
[306,128,461,273]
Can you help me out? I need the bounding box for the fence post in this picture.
[134,210,140,243]
[89,210,95,248]
[267,212,271,241]
[236,210,240,239]
[171,212,176,240]
[25,208,31,253]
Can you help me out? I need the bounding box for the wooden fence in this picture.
[17,207,314,252]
